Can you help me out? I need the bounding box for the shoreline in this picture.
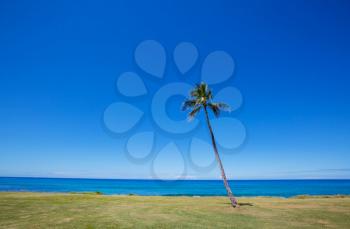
[1,191,350,199]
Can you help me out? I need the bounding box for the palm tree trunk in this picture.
[203,106,239,208]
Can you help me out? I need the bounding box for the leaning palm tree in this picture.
[182,82,239,208]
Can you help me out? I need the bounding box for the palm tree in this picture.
[182,82,239,208]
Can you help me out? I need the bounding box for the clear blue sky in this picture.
[1,0,350,179]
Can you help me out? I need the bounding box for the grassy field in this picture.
[0,192,350,228]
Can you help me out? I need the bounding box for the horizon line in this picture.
[1,176,350,181]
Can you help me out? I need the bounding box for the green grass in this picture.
[1,192,350,228]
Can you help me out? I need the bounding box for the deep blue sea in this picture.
[1,177,350,197]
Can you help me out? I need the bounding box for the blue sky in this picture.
[1,0,350,179]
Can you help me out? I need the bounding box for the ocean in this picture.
[1,177,350,197]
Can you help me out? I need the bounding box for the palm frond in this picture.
[190,87,200,97]
[208,102,231,117]
[208,103,220,117]
[188,106,201,120]
[207,89,213,100]
[200,83,207,97]
[216,102,231,112]
[182,99,197,111]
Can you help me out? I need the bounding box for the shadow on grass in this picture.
[239,202,254,206]
[223,202,254,207]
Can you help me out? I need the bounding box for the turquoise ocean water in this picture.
[1,177,350,197]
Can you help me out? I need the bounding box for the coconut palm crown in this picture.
[182,82,230,119]
[182,82,239,208]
